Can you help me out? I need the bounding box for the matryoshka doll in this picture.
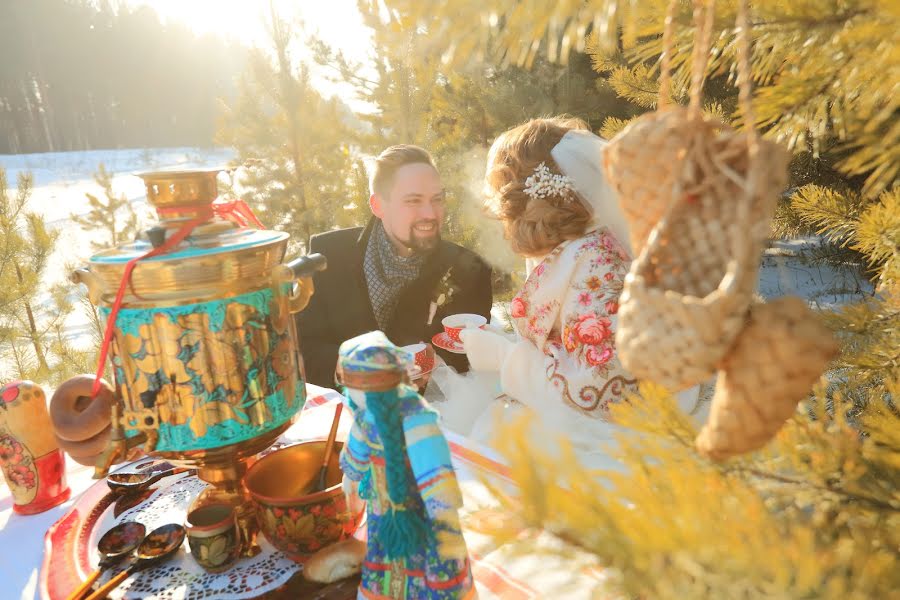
[0,380,70,515]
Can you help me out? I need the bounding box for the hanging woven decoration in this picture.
[695,297,839,459]
[602,109,695,255]
[605,0,837,459]
[609,0,790,391]
[612,113,789,390]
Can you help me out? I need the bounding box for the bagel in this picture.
[50,375,115,442]
[69,452,102,467]
[303,538,366,584]
[56,425,111,458]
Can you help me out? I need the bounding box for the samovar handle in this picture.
[273,253,327,313]
[71,267,106,305]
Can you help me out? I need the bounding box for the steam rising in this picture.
[455,146,524,276]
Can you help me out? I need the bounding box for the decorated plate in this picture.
[40,462,361,600]
[431,332,465,354]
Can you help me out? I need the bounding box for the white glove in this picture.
[460,328,513,372]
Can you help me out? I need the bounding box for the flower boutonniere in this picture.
[428,268,458,325]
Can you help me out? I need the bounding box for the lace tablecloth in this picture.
[96,477,302,599]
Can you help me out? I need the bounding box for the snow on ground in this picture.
[0,148,875,377]
[759,237,873,308]
[2,148,234,223]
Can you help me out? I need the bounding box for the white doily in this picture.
[97,475,300,599]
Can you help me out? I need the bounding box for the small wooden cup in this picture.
[185,503,241,572]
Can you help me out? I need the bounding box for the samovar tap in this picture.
[92,400,148,478]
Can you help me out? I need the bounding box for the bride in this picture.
[433,116,706,468]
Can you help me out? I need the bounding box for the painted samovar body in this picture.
[71,167,324,554]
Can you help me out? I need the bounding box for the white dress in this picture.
[433,228,709,471]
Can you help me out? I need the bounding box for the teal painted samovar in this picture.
[68,167,325,554]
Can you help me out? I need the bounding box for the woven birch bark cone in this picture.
[695,297,839,460]
[613,110,789,391]
[603,109,694,254]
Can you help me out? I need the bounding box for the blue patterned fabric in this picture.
[338,330,472,599]
[364,221,427,330]
[338,331,414,376]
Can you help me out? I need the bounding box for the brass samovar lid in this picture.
[82,167,289,305]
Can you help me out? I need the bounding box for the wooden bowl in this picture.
[243,440,364,561]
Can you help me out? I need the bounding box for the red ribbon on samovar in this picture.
[211,199,265,229]
[154,199,265,229]
[89,199,265,399]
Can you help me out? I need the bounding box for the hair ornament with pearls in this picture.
[523,162,576,202]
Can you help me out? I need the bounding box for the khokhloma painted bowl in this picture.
[243,440,364,561]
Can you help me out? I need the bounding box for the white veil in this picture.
[551,129,634,257]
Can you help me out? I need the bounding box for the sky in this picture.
[124,0,374,107]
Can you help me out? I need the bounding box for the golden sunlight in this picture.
[126,0,371,58]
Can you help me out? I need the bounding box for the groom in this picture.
[296,144,493,387]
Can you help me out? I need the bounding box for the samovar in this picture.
[69,167,325,554]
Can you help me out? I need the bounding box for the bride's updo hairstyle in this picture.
[485,116,593,257]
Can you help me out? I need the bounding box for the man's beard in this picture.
[404,220,441,254]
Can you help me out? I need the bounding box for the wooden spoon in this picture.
[315,403,343,492]
[65,521,146,600]
[82,523,185,600]
[106,465,193,495]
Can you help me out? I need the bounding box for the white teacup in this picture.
[441,313,488,343]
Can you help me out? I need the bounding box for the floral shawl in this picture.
[506,228,638,418]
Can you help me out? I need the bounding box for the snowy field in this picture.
[0,148,873,378]
[759,238,873,307]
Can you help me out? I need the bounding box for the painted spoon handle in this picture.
[147,466,192,485]
[82,569,130,600]
[318,403,343,490]
[65,568,102,600]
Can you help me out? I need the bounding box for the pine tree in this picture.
[70,163,141,251]
[216,4,361,251]
[1,168,54,379]
[0,167,89,385]
[311,7,634,299]
[309,3,439,151]
[379,1,899,597]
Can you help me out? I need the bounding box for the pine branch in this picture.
[750,8,871,31]
[599,116,632,139]
[852,188,900,283]
[607,64,660,109]
[734,466,900,513]
[790,185,865,246]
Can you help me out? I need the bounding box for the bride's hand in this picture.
[460,328,512,372]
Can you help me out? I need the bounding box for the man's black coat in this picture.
[295,218,493,387]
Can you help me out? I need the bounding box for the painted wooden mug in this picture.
[0,380,70,514]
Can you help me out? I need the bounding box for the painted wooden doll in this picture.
[336,331,474,600]
[0,380,70,514]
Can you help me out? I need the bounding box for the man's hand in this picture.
[460,328,513,372]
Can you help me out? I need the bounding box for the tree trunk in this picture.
[14,262,50,374]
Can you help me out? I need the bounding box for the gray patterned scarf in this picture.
[364,221,427,330]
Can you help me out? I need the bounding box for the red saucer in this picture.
[431,331,465,354]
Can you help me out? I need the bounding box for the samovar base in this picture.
[157,422,292,558]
